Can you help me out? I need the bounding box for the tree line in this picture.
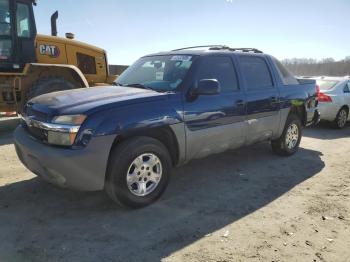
[282,57,350,77]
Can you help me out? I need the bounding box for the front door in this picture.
[14,0,36,65]
[184,55,246,160]
[238,55,280,144]
[0,0,13,70]
[0,0,36,71]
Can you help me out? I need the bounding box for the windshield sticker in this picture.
[171,55,192,61]
[156,71,164,80]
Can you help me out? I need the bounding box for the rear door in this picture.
[238,55,280,144]
[184,55,246,160]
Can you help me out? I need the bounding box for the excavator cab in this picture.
[0,0,122,113]
[0,0,36,72]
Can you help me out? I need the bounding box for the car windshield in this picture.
[317,80,339,90]
[116,55,195,92]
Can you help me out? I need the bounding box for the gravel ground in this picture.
[0,122,349,262]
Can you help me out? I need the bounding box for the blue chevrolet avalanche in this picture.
[14,46,320,207]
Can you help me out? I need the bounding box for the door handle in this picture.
[270,96,279,104]
[236,99,245,106]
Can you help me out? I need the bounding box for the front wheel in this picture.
[105,137,172,208]
[271,114,302,156]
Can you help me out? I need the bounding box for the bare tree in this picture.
[282,57,350,76]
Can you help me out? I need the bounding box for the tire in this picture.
[105,136,172,208]
[333,107,348,129]
[26,77,80,101]
[271,114,302,156]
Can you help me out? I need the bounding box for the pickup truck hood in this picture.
[28,86,167,116]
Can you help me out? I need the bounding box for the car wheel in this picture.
[105,136,172,208]
[333,107,348,129]
[271,114,302,156]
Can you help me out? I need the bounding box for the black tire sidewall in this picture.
[106,137,172,208]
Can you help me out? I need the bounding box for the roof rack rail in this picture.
[171,45,263,53]
[209,46,263,53]
[172,45,228,51]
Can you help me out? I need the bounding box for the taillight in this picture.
[318,92,332,102]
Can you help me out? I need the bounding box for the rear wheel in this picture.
[333,107,348,129]
[26,77,81,101]
[105,137,172,208]
[271,114,302,156]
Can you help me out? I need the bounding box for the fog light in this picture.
[48,131,77,146]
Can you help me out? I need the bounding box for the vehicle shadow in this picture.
[0,132,14,146]
[0,143,324,262]
[0,117,20,134]
[304,122,350,140]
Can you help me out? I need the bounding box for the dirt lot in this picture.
[0,120,349,262]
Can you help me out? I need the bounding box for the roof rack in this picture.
[171,45,263,53]
[209,46,263,53]
[172,45,228,51]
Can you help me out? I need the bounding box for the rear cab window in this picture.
[239,55,273,90]
[272,57,299,85]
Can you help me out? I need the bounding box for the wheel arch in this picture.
[289,105,306,125]
[26,63,89,88]
[340,104,349,113]
[108,126,181,168]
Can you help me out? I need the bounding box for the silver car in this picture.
[316,76,350,128]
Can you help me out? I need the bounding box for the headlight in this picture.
[48,115,87,146]
[52,115,86,125]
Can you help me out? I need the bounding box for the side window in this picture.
[272,57,299,85]
[16,3,31,38]
[0,0,11,36]
[344,82,350,93]
[196,56,239,92]
[239,56,273,90]
[77,53,97,74]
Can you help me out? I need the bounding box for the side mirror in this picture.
[192,79,221,96]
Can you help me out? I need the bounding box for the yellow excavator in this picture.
[0,0,117,113]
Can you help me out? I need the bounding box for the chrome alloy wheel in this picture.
[285,123,299,149]
[337,109,348,128]
[126,153,162,197]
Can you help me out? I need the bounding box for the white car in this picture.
[316,76,350,128]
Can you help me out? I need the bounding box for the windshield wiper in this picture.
[121,83,156,91]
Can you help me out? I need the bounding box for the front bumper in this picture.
[14,126,116,191]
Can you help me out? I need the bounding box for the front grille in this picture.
[23,104,50,143]
[26,126,48,143]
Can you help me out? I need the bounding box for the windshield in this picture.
[116,55,195,92]
[317,80,339,90]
